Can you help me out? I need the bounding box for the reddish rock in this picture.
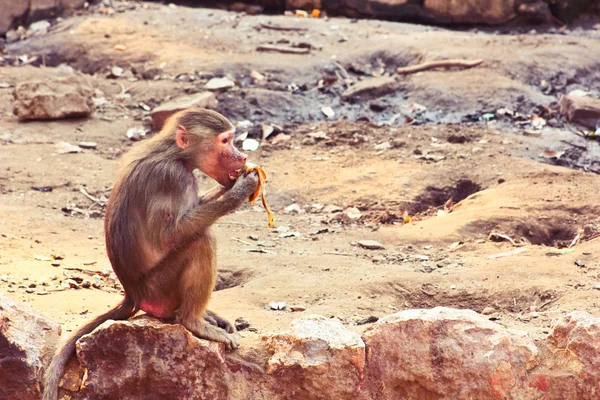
[264,314,366,400]
[67,316,271,399]
[13,75,95,121]
[0,293,61,400]
[150,92,217,130]
[362,307,538,399]
[560,92,600,129]
[524,311,600,399]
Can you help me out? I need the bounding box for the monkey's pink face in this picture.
[203,130,248,188]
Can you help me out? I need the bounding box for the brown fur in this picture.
[43,109,258,400]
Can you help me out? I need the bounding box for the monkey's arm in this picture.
[173,172,258,242]
[197,185,227,205]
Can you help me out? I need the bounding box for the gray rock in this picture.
[13,75,95,121]
[342,77,399,100]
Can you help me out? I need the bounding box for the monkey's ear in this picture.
[175,125,189,150]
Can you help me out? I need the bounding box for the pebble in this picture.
[79,142,97,149]
[356,316,379,325]
[205,77,235,91]
[322,204,343,213]
[82,280,91,289]
[481,307,496,315]
[290,306,306,312]
[344,207,362,220]
[92,275,103,289]
[248,234,259,241]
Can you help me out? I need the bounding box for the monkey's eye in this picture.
[221,138,228,144]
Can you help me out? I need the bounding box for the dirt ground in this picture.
[2,1,600,349]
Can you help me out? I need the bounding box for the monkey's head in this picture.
[174,109,247,188]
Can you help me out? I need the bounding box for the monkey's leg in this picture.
[204,309,236,333]
[176,242,238,350]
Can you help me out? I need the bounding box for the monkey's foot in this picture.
[182,318,239,350]
[204,310,236,333]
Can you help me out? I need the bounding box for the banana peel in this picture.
[243,162,275,228]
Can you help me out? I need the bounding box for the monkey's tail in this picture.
[42,296,137,400]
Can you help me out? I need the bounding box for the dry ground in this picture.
[1,2,600,349]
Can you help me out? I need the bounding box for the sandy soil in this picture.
[1,1,600,349]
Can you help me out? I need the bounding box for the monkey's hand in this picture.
[227,169,259,200]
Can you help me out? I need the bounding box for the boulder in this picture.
[342,77,399,100]
[560,92,600,129]
[361,307,538,399]
[524,311,600,399]
[65,316,271,399]
[13,75,95,121]
[0,0,29,35]
[423,0,516,24]
[63,314,366,399]
[0,293,61,400]
[264,314,366,400]
[150,92,218,130]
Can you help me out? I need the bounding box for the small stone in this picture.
[358,240,385,250]
[248,234,259,241]
[321,106,335,119]
[110,66,124,78]
[81,280,91,289]
[65,279,80,289]
[28,283,36,288]
[55,142,82,154]
[126,127,148,141]
[242,138,260,151]
[250,70,266,82]
[205,77,235,91]
[235,317,251,331]
[322,205,343,213]
[284,203,302,214]
[342,77,398,100]
[92,275,103,289]
[374,142,391,151]
[25,289,35,294]
[290,306,306,312]
[79,141,97,149]
[308,131,329,141]
[481,307,496,315]
[344,207,363,220]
